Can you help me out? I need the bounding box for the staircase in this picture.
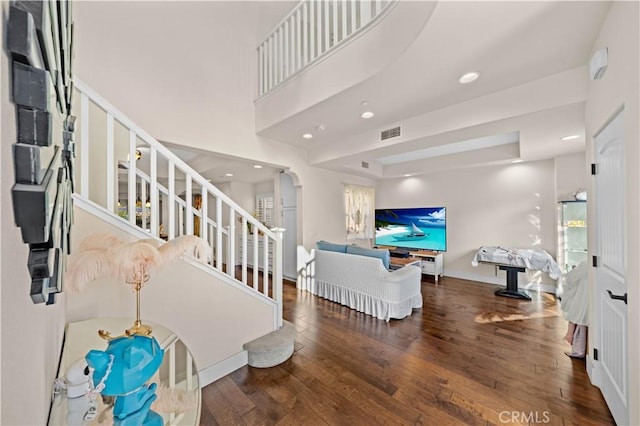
[70,79,293,383]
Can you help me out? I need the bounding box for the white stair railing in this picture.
[73,78,283,328]
[257,0,395,97]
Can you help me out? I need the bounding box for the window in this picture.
[256,193,274,227]
[344,184,375,240]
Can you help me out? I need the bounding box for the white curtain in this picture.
[344,184,375,240]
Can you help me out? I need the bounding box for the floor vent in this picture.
[361,161,369,169]
[381,126,401,141]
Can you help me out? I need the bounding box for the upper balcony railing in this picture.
[257,0,394,97]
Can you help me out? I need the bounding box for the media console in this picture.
[376,246,444,284]
[409,251,444,284]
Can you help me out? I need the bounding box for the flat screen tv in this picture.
[375,207,446,252]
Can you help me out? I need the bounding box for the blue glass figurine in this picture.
[86,334,164,426]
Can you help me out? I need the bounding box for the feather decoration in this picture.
[109,241,162,283]
[79,233,125,252]
[139,238,162,249]
[65,233,212,292]
[158,235,212,264]
[151,384,198,413]
[65,249,114,293]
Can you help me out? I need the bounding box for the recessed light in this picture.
[403,173,412,177]
[561,134,580,141]
[361,111,374,119]
[302,133,313,139]
[253,165,263,169]
[512,159,524,163]
[316,125,326,132]
[459,71,480,84]
[225,173,233,177]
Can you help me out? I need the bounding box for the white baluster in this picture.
[228,206,235,277]
[263,234,269,296]
[80,93,89,198]
[274,29,279,85]
[341,0,348,41]
[269,36,274,91]
[253,227,259,290]
[374,0,381,16]
[302,2,309,65]
[263,44,268,94]
[185,175,193,235]
[361,0,371,26]
[216,197,223,271]
[201,185,208,243]
[242,217,248,285]
[141,180,147,230]
[169,341,176,388]
[333,0,339,46]
[273,228,284,327]
[106,113,115,212]
[258,44,264,96]
[150,147,158,237]
[324,0,330,52]
[279,27,284,83]
[128,130,136,226]
[295,9,302,71]
[186,350,193,390]
[351,0,358,32]
[291,13,296,73]
[310,0,316,60]
[283,20,289,79]
[168,161,175,239]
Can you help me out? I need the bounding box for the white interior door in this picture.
[594,109,628,425]
[281,173,297,280]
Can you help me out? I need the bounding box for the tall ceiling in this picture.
[172,1,611,181]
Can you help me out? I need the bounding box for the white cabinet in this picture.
[238,235,273,270]
[410,251,444,284]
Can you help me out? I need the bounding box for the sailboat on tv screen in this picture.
[391,223,428,241]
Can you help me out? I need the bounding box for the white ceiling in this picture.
[254,0,611,179]
[164,1,611,182]
[164,143,283,185]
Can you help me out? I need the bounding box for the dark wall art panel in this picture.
[8,1,75,304]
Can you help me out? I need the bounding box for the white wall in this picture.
[72,1,375,250]
[1,4,67,424]
[585,2,640,423]
[376,160,559,290]
[555,152,587,202]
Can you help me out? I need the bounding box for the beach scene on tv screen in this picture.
[375,207,446,251]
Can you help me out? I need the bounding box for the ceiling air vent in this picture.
[381,126,401,141]
[361,161,369,169]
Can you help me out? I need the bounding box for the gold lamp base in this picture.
[126,320,153,337]
[98,272,153,340]
[98,321,153,340]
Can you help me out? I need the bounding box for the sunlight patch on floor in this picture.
[474,309,560,324]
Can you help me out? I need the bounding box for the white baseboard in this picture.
[445,269,557,294]
[198,350,248,388]
[587,354,600,387]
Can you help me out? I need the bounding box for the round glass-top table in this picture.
[49,318,201,425]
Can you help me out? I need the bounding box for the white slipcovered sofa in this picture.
[297,244,422,321]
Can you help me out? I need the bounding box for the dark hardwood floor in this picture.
[200,276,614,425]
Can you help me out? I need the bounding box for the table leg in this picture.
[495,266,530,300]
